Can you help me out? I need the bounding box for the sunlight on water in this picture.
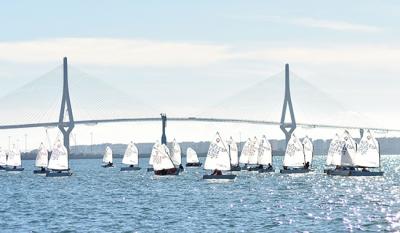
[0,155,399,232]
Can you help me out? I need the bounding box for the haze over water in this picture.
[1,155,399,232]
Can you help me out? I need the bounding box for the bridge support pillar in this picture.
[161,113,167,145]
[280,64,296,146]
[58,57,75,156]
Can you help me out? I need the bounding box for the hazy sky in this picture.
[0,0,400,150]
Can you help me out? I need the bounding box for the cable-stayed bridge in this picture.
[0,57,398,152]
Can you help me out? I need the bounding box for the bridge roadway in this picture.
[0,117,398,133]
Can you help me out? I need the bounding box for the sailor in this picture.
[13,166,16,169]
[129,164,134,168]
[283,166,288,170]
[304,162,310,169]
[179,164,184,170]
[212,169,222,176]
[267,163,272,169]
[257,164,264,169]
[41,167,45,171]
[108,161,113,167]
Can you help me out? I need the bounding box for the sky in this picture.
[0,0,400,150]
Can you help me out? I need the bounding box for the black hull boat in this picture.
[203,174,236,180]
[326,169,384,176]
[120,166,141,171]
[280,168,310,174]
[186,162,202,167]
[5,167,24,172]
[241,165,249,171]
[147,167,154,172]
[154,167,179,176]
[0,166,5,171]
[46,169,72,177]
[230,165,241,171]
[33,168,48,174]
[101,163,114,168]
[258,167,274,173]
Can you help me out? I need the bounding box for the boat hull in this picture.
[258,167,274,173]
[46,171,73,177]
[154,168,179,176]
[203,174,236,180]
[326,169,384,176]
[0,166,5,171]
[101,164,114,168]
[5,167,24,172]
[33,169,48,174]
[186,162,202,167]
[120,166,141,171]
[147,167,154,172]
[280,168,310,174]
[230,166,241,171]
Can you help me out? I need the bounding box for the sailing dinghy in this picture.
[228,137,241,171]
[120,141,141,171]
[280,134,309,174]
[324,133,343,173]
[203,132,236,180]
[239,138,253,170]
[327,130,383,176]
[46,140,72,177]
[102,146,114,168]
[0,147,6,170]
[247,137,262,171]
[153,143,179,176]
[147,141,159,172]
[257,135,274,173]
[186,147,202,167]
[5,145,24,171]
[33,143,49,174]
[170,139,184,171]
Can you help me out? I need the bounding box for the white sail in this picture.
[340,130,358,166]
[239,138,252,164]
[122,142,139,165]
[355,130,380,168]
[258,135,272,165]
[48,140,69,170]
[0,147,6,166]
[186,147,199,163]
[204,132,231,171]
[283,134,305,167]
[35,143,49,168]
[103,146,113,164]
[152,143,175,170]
[6,145,22,167]
[302,136,313,164]
[149,141,160,166]
[227,137,239,166]
[248,137,259,165]
[170,139,182,166]
[326,134,343,166]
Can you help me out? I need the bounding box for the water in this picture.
[1,155,400,232]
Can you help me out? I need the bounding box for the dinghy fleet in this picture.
[0,129,384,179]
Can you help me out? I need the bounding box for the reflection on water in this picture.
[0,155,400,232]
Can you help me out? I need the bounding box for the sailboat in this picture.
[101,146,114,168]
[257,135,274,173]
[228,137,241,171]
[186,147,202,167]
[203,132,236,180]
[147,141,159,172]
[246,137,260,171]
[0,147,6,170]
[153,143,179,176]
[302,136,313,169]
[46,140,72,177]
[280,134,309,174]
[324,133,343,173]
[239,138,252,170]
[33,143,49,174]
[327,130,384,176]
[170,139,184,171]
[5,145,24,171]
[120,141,141,171]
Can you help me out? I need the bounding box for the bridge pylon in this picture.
[58,57,75,156]
[280,64,296,145]
[161,113,167,144]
